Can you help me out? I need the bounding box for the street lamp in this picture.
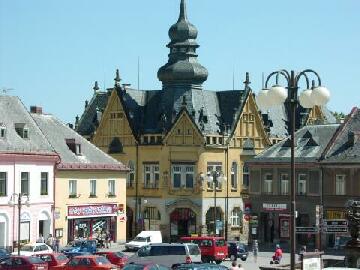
[8,193,30,255]
[257,69,330,270]
[201,171,226,236]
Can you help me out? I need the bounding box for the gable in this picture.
[229,92,270,149]
[92,90,137,150]
[307,105,324,125]
[164,110,204,146]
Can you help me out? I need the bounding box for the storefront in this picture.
[67,204,119,242]
[170,208,197,242]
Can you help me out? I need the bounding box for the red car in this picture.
[35,253,69,269]
[123,262,169,270]
[95,252,128,268]
[181,236,228,264]
[52,255,119,270]
[0,255,48,270]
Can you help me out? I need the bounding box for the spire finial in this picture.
[114,69,121,86]
[93,81,99,93]
[182,95,187,107]
[243,72,251,89]
[179,0,188,21]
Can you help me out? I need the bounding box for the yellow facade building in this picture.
[76,0,333,242]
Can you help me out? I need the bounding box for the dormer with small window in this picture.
[15,123,29,139]
[0,124,6,139]
[66,138,82,155]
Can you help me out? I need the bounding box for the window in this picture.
[298,174,307,195]
[40,172,48,195]
[21,172,29,195]
[207,163,223,189]
[280,173,289,195]
[212,137,217,144]
[336,175,346,195]
[144,164,159,188]
[108,180,115,196]
[0,172,6,196]
[171,164,195,189]
[242,165,249,187]
[90,180,96,197]
[230,207,243,227]
[206,137,211,145]
[231,162,238,189]
[263,173,272,194]
[127,161,135,188]
[0,125,6,138]
[69,180,77,197]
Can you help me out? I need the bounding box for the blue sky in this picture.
[0,0,359,124]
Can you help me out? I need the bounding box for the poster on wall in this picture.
[280,217,290,238]
[20,221,30,242]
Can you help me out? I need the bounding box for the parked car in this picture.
[0,255,48,270]
[52,255,119,270]
[127,243,201,268]
[0,249,10,262]
[227,242,248,261]
[180,237,228,264]
[61,240,97,258]
[11,243,53,256]
[96,251,128,268]
[173,263,229,270]
[123,262,170,270]
[125,231,162,251]
[35,253,69,269]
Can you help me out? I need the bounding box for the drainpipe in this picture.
[225,145,229,241]
[12,158,16,251]
[135,143,139,235]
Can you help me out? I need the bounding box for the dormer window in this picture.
[0,124,6,138]
[15,123,28,139]
[66,138,81,155]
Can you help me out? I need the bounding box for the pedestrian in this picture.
[46,234,55,250]
[36,234,45,243]
[271,244,283,263]
[252,240,258,263]
[238,263,244,270]
[54,237,60,252]
[230,261,239,270]
[105,231,111,249]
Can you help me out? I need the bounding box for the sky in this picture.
[0,0,359,124]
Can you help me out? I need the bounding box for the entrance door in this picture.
[0,222,5,247]
[170,208,196,242]
[126,207,133,240]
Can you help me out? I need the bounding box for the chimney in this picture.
[30,106,42,114]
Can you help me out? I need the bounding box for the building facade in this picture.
[0,97,59,248]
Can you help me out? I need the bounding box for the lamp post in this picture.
[8,193,30,255]
[202,171,226,236]
[257,69,330,270]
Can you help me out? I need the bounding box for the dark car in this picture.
[227,242,248,261]
[0,255,48,270]
[173,263,229,270]
[0,249,10,262]
[96,251,128,268]
[61,240,97,258]
[123,262,170,270]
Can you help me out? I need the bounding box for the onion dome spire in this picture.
[158,0,208,90]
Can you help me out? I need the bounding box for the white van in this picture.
[125,231,162,251]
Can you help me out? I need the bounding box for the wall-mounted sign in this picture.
[263,203,287,211]
[68,204,118,218]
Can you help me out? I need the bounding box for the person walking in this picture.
[46,234,55,250]
[230,261,239,270]
[252,240,259,263]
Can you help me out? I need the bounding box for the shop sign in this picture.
[68,204,118,218]
[296,227,318,234]
[325,210,345,219]
[54,210,61,220]
[119,214,126,222]
[263,203,287,211]
[323,219,347,227]
[303,256,321,270]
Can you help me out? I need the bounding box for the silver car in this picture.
[127,243,201,268]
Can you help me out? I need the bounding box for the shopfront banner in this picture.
[68,204,118,218]
[262,203,287,211]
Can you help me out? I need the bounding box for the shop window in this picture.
[144,164,159,188]
[40,172,48,195]
[69,180,77,197]
[263,173,273,194]
[231,162,238,190]
[171,164,194,189]
[230,207,243,227]
[280,173,289,195]
[206,163,223,189]
[108,180,115,196]
[297,174,307,195]
[242,165,249,188]
[90,180,97,197]
[21,172,29,195]
[0,172,6,196]
[336,175,346,195]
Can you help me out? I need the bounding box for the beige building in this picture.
[32,108,128,245]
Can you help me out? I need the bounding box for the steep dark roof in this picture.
[0,96,55,154]
[248,124,339,164]
[322,107,360,163]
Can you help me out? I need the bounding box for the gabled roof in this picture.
[322,107,360,164]
[31,112,128,171]
[0,96,55,154]
[248,124,340,164]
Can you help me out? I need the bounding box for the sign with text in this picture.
[296,227,319,234]
[68,204,118,218]
[262,203,287,211]
[323,219,348,227]
[303,257,321,270]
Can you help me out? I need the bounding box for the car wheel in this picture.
[215,260,222,265]
[230,255,236,261]
[241,258,246,261]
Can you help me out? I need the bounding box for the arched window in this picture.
[127,161,135,188]
[231,162,238,189]
[230,207,243,227]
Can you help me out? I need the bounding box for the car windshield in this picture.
[95,257,111,265]
[20,245,34,252]
[56,254,68,261]
[115,252,126,258]
[67,241,82,247]
[28,257,44,264]
[133,237,147,242]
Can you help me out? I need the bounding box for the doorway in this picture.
[170,208,196,242]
